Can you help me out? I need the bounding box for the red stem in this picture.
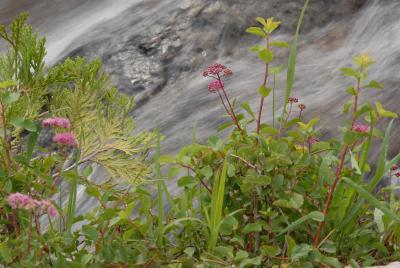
[217,76,242,131]
[256,36,270,134]
[313,76,361,247]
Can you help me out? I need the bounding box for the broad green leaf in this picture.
[249,44,265,52]
[214,246,233,259]
[363,80,383,89]
[245,27,266,37]
[82,225,99,241]
[177,176,197,188]
[258,49,273,63]
[208,136,223,151]
[258,85,271,97]
[270,41,289,48]
[376,101,398,118]
[2,91,20,104]
[341,67,359,78]
[10,118,37,131]
[242,222,262,234]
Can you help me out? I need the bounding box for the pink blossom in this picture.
[42,117,71,129]
[395,172,400,178]
[53,132,78,147]
[208,80,224,93]
[308,136,319,145]
[352,123,370,133]
[203,63,232,78]
[392,164,399,171]
[8,193,34,210]
[288,97,299,104]
[39,200,58,217]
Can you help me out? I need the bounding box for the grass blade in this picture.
[280,0,310,126]
[342,177,400,223]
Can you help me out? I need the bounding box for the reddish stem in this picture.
[313,76,361,247]
[256,36,270,134]
[216,76,242,131]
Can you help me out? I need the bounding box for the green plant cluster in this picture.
[1,5,400,268]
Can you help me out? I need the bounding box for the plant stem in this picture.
[313,76,361,247]
[0,101,12,174]
[256,36,270,134]
[216,76,242,131]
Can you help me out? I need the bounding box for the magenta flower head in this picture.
[208,80,224,93]
[308,136,319,145]
[42,117,71,129]
[392,164,399,171]
[39,200,58,217]
[8,193,33,209]
[395,172,400,178]
[53,132,78,147]
[352,123,370,133]
[203,63,232,78]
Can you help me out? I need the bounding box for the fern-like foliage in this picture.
[0,14,156,184]
[49,58,156,183]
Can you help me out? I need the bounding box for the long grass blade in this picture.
[280,0,310,126]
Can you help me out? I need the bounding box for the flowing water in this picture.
[1,0,399,214]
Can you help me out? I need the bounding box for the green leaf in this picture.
[291,244,313,262]
[0,80,16,89]
[270,64,285,75]
[260,245,281,257]
[200,166,213,179]
[245,27,266,37]
[208,136,223,151]
[340,67,359,78]
[282,0,309,121]
[269,41,289,48]
[376,101,398,118]
[255,17,267,26]
[184,247,195,257]
[0,241,12,263]
[239,256,262,268]
[346,86,357,96]
[249,45,265,52]
[241,102,255,118]
[220,215,238,235]
[242,222,262,234]
[258,49,273,63]
[342,177,400,223]
[85,185,101,199]
[263,17,281,33]
[277,211,324,236]
[177,176,197,188]
[2,91,20,104]
[374,208,385,233]
[290,192,304,209]
[82,225,99,241]
[158,155,176,163]
[215,246,234,259]
[363,80,383,89]
[258,85,271,97]
[10,118,37,131]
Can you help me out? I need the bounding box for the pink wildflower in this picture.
[39,200,58,217]
[53,132,78,147]
[391,164,399,171]
[352,123,370,133]
[395,172,400,178]
[8,193,34,210]
[208,80,224,92]
[42,117,71,129]
[309,136,319,145]
[288,97,299,104]
[203,63,232,78]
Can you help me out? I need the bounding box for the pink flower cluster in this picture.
[42,117,71,129]
[53,132,78,147]
[392,164,400,178]
[308,136,319,145]
[203,63,233,78]
[352,123,370,133]
[42,117,78,147]
[8,193,58,217]
[208,80,224,93]
[288,97,299,104]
